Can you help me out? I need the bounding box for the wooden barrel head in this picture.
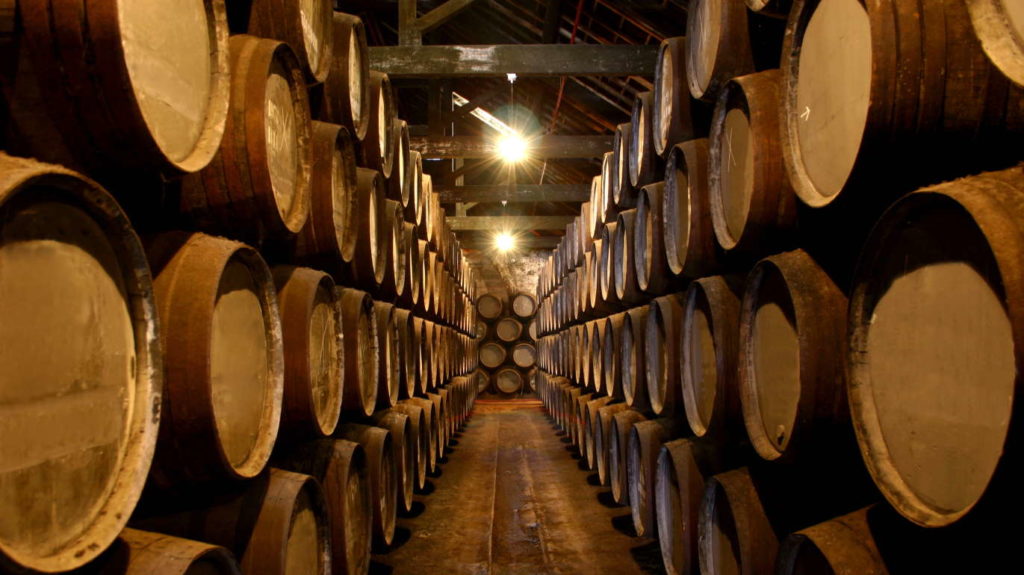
[265,59,302,224]
[495,369,523,395]
[791,0,873,204]
[716,107,754,249]
[0,160,159,572]
[346,30,366,128]
[212,259,276,469]
[477,294,503,320]
[496,317,523,342]
[742,262,801,459]
[686,0,723,98]
[682,293,718,437]
[306,283,341,433]
[479,342,507,369]
[512,343,536,369]
[850,190,1016,527]
[512,293,536,317]
[119,0,217,165]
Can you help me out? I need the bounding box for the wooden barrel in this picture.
[682,276,742,443]
[512,293,537,318]
[776,507,887,575]
[4,0,230,178]
[405,397,439,474]
[248,0,332,82]
[336,424,397,548]
[391,402,428,491]
[698,468,778,575]
[595,403,631,486]
[417,319,434,394]
[609,410,649,504]
[336,288,379,417]
[381,199,406,301]
[629,92,661,188]
[496,317,524,342]
[588,176,606,239]
[573,393,596,451]
[746,0,792,17]
[373,302,400,410]
[148,232,283,484]
[708,70,796,255]
[96,529,241,575]
[427,393,446,458]
[0,157,160,572]
[645,293,686,416]
[294,122,359,277]
[613,122,637,208]
[319,13,370,140]
[388,119,411,203]
[628,419,684,537]
[479,342,507,370]
[600,152,619,225]
[528,319,539,341]
[364,72,395,177]
[582,397,616,470]
[348,168,385,290]
[512,343,537,369]
[621,306,651,409]
[371,411,414,515]
[272,266,343,439]
[400,225,421,310]
[613,209,646,305]
[273,440,372,575]
[602,313,627,399]
[781,0,1024,209]
[967,0,1024,88]
[739,249,847,464]
[494,368,524,396]
[404,151,423,222]
[477,294,503,321]
[634,182,677,295]
[686,0,757,102]
[599,222,622,308]
[393,309,417,400]
[241,469,332,575]
[663,139,718,278]
[847,167,1024,527]
[656,439,723,575]
[654,37,704,155]
[181,35,312,245]
[588,320,605,394]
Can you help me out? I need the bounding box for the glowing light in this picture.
[495,232,516,252]
[497,134,529,163]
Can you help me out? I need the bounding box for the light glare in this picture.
[498,134,528,163]
[495,232,516,252]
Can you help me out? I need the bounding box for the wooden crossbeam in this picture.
[460,236,563,249]
[448,216,575,231]
[412,135,612,159]
[437,184,590,203]
[368,44,659,77]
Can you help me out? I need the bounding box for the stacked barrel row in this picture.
[537,0,1024,574]
[474,293,539,396]
[0,1,480,575]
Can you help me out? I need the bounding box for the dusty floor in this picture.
[371,398,665,575]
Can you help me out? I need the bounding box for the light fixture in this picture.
[497,133,528,163]
[495,232,516,252]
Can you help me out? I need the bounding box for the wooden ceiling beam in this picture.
[448,215,575,231]
[437,184,590,203]
[368,44,658,77]
[413,135,613,159]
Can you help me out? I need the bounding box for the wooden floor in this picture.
[371,398,665,575]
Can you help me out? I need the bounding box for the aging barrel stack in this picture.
[0,2,478,574]
[536,1,1024,573]
[474,292,538,397]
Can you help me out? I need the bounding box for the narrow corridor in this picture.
[371,399,664,575]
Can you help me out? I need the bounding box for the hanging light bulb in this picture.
[495,232,516,252]
[497,133,528,163]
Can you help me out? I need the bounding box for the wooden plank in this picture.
[412,135,613,159]
[417,0,481,34]
[448,216,575,231]
[368,44,659,77]
[437,184,590,203]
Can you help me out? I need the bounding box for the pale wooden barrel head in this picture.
[512,343,536,369]
[512,293,536,317]
[348,32,365,127]
[477,294,503,320]
[119,0,214,164]
[342,452,371,574]
[211,259,274,470]
[479,342,506,369]
[299,0,332,81]
[265,60,301,222]
[852,197,1014,526]
[793,0,873,203]
[495,369,523,394]
[284,490,322,575]
[717,107,754,248]
[0,159,158,572]
[309,283,342,434]
[745,266,801,458]
[657,47,675,150]
[682,301,718,437]
[496,318,523,342]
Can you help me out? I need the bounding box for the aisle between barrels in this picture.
[372,399,662,575]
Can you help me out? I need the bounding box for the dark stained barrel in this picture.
[621,306,651,409]
[686,0,757,102]
[181,35,312,246]
[336,424,397,548]
[645,293,686,416]
[272,266,343,439]
[98,529,242,575]
[373,302,400,410]
[776,507,888,575]
[248,0,333,82]
[319,13,370,140]
[348,168,385,290]
[699,468,778,575]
